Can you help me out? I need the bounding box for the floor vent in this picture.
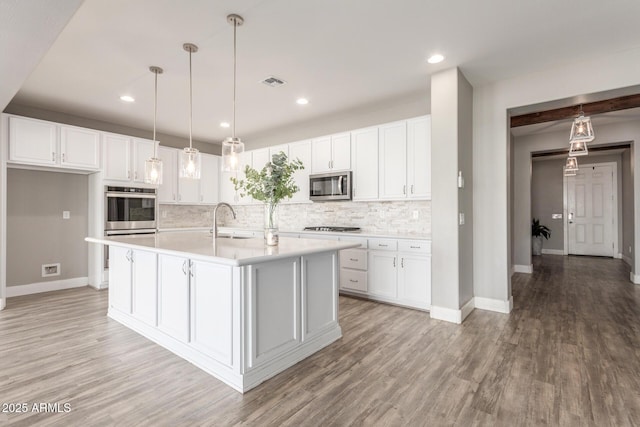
[261,76,286,87]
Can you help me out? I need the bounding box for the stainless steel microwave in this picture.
[309,171,352,201]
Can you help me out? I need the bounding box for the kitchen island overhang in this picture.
[86,232,359,393]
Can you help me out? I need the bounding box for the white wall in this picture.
[473,46,640,304]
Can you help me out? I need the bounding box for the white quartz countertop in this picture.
[86,231,359,266]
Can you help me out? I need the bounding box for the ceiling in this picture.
[9,0,640,145]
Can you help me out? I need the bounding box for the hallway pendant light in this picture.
[221,14,245,172]
[180,43,201,179]
[564,156,578,176]
[144,66,164,185]
[568,106,594,157]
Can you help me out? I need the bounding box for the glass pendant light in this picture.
[221,14,245,172]
[180,43,201,179]
[564,156,578,177]
[144,66,164,185]
[568,106,594,156]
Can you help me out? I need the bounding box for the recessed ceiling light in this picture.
[427,54,445,64]
[220,122,230,128]
[120,95,135,103]
[296,98,309,105]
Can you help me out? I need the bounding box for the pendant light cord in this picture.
[232,18,237,140]
[153,69,158,157]
[189,48,193,150]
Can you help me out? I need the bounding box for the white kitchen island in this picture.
[86,232,358,393]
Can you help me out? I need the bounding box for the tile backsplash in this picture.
[160,200,431,235]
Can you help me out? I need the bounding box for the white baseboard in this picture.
[6,277,88,297]
[513,264,533,274]
[461,298,475,322]
[541,249,564,256]
[0,298,5,310]
[474,296,513,314]
[630,272,640,285]
[430,305,464,324]
[622,254,633,267]
[614,253,623,260]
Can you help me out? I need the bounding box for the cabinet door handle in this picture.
[182,260,188,275]
[411,184,414,194]
[403,185,406,195]
[401,258,404,268]
[52,152,56,162]
[134,171,138,180]
[127,170,131,179]
[393,257,396,267]
[349,279,359,283]
[410,245,421,249]
[173,193,176,201]
[189,260,195,277]
[328,160,331,169]
[378,244,388,247]
[349,258,358,262]
[61,153,65,163]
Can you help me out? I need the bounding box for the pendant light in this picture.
[180,43,201,179]
[144,66,164,185]
[564,156,578,177]
[568,105,594,156]
[221,14,245,172]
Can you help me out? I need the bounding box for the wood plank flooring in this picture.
[1,255,639,426]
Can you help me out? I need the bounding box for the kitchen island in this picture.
[86,231,358,393]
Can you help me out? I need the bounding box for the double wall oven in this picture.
[104,186,157,267]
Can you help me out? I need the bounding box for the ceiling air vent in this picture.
[261,76,286,87]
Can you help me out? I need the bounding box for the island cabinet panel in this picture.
[158,254,191,343]
[131,250,158,327]
[190,261,233,366]
[109,246,133,314]
[301,252,338,341]
[247,257,301,369]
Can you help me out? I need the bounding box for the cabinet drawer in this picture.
[340,268,367,292]
[368,238,397,251]
[398,240,431,254]
[340,249,367,270]
[339,236,368,249]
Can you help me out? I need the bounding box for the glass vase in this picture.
[264,202,279,246]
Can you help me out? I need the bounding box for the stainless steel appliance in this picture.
[303,226,361,233]
[309,171,352,201]
[105,186,157,231]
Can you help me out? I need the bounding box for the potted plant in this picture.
[231,152,304,246]
[531,218,551,256]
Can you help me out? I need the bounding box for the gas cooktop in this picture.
[303,226,361,233]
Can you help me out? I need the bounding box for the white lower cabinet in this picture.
[158,254,191,343]
[131,250,158,326]
[339,248,368,292]
[397,253,431,309]
[368,251,398,299]
[109,246,133,314]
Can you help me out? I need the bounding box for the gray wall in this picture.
[4,103,220,155]
[7,169,88,286]
[531,154,625,253]
[622,148,634,263]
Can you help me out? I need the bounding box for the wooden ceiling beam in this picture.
[510,94,640,128]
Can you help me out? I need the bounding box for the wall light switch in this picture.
[459,213,465,225]
[62,211,70,219]
[457,171,464,189]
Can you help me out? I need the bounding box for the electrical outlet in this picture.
[62,211,70,219]
[412,210,419,219]
[42,263,61,277]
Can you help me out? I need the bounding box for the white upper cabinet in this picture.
[251,148,270,171]
[269,144,289,159]
[60,125,101,170]
[8,115,100,171]
[288,140,311,203]
[157,146,178,203]
[378,116,431,201]
[379,121,408,199]
[311,133,351,173]
[407,116,431,199]
[200,154,220,204]
[104,134,156,183]
[178,169,201,204]
[351,126,379,200]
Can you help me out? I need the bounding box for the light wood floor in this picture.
[1,255,639,426]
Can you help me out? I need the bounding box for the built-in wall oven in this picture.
[104,186,157,267]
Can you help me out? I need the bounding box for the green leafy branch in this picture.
[230,151,304,205]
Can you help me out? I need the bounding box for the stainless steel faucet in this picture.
[212,202,236,238]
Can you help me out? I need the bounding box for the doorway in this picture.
[564,162,618,257]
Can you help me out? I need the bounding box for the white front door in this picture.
[567,163,615,257]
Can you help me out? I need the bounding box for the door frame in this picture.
[563,161,619,257]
